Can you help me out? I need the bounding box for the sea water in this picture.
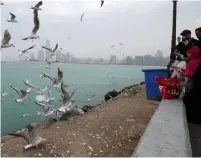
[1,62,150,136]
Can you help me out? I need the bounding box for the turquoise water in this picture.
[1,62,148,136]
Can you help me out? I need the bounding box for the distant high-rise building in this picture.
[61,53,66,63]
[135,56,143,65]
[38,49,44,61]
[143,55,152,65]
[56,50,61,62]
[45,40,50,59]
[110,55,117,63]
[30,52,36,60]
[125,56,133,65]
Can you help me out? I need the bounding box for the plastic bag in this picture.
[156,76,182,99]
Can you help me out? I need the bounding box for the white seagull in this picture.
[22,79,50,95]
[30,1,43,11]
[10,86,30,105]
[7,12,17,22]
[60,81,77,106]
[42,43,58,59]
[1,29,15,49]
[35,101,54,118]
[21,114,32,117]
[22,9,41,41]
[40,68,63,90]
[8,123,47,150]
[1,90,12,97]
[18,45,36,57]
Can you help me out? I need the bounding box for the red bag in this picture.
[156,76,182,99]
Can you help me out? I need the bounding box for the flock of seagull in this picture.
[0,0,127,150]
[0,0,105,150]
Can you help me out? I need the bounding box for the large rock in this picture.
[82,105,93,113]
[104,90,120,101]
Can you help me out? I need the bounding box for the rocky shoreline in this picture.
[1,82,159,157]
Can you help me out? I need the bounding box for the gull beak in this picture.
[13,45,15,48]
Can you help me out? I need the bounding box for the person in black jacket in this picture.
[195,27,201,41]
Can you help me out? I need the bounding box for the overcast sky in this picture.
[0,0,201,60]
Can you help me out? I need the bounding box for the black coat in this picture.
[183,62,201,124]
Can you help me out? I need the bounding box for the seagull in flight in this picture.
[100,0,104,7]
[1,90,12,97]
[10,86,30,105]
[30,1,43,11]
[42,43,58,59]
[80,13,84,22]
[22,79,50,95]
[7,12,17,22]
[22,8,41,41]
[35,101,55,118]
[119,43,123,46]
[40,68,63,90]
[1,29,15,49]
[86,94,95,101]
[111,45,115,48]
[8,123,47,150]
[60,81,77,107]
[21,114,32,117]
[18,45,36,57]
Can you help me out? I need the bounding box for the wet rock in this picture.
[104,90,120,101]
[140,81,145,85]
[82,105,93,113]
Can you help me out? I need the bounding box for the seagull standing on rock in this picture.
[7,13,17,22]
[8,123,47,150]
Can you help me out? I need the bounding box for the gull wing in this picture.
[32,11,40,35]
[52,43,58,53]
[35,1,43,8]
[41,72,56,82]
[64,88,77,103]
[9,129,30,143]
[10,86,22,97]
[57,68,63,80]
[22,80,43,94]
[23,45,36,52]
[35,101,52,113]
[80,13,84,22]
[42,46,52,52]
[9,12,16,20]
[100,0,104,7]
[27,124,38,143]
[2,29,11,44]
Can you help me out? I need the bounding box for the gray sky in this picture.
[0,0,201,60]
